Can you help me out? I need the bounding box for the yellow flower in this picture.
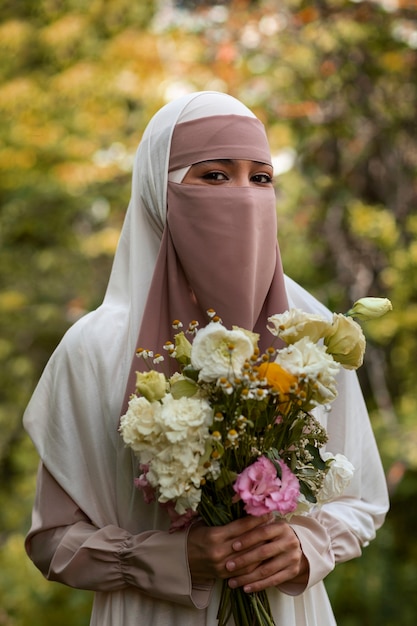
[346,297,393,320]
[257,362,298,396]
[135,370,167,402]
[324,314,366,370]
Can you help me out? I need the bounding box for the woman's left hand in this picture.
[224,518,309,593]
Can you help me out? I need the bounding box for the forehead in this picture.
[169,115,272,171]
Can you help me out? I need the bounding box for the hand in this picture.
[187,514,274,584]
[187,516,309,592]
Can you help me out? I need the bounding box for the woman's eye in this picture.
[252,173,273,184]
[202,171,228,181]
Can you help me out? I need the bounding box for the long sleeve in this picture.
[25,463,212,609]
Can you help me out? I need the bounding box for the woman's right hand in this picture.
[187,514,274,583]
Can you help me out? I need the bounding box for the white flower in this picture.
[346,297,392,321]
[160,394,213,444]
[274,337,340,406]
[317,453,355,503]
[324,314,366,370]
[268,309,331,344]
[119,396,162,454]
[191,322,254,382]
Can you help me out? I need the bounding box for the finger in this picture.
[225,525,301,576]
[222,513,274,540]
[230,518,291,553]
[228,550,304,593]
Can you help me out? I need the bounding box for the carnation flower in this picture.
[119,396,162,454]
[267,309,331,344]
[191,322,254,382]
[233,456,300,516]
[274,337,340,407]
[324,314,366,370]
[160,393,213,443]
[317,453,355,503]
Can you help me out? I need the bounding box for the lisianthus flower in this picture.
[233,456,300,516]
[317,453,355,503]
[173,331,192,365]
[135,370,167,402]
[257,362,298,397]
[191,322,254,382]
[274,337,340,407]
[324,314,366,370]
[267,309,331,344]
[346,297,392,320]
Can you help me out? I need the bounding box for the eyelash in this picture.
[202,171,273,183]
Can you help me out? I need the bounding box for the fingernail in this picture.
[229,579,238,588]
[232,541,242,551]
[226,560,236,571]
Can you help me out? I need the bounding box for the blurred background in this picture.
[1,0,417,624]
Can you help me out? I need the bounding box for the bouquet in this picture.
[120,297,392,626]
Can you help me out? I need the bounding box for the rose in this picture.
[317,453,355,503]
[191,322,254,382]
[346,297,392,320]
[267,309,331,344]
[274,337,340,407]
[324,314,366,370]
[233,456,300,516]
[135,370,167,402]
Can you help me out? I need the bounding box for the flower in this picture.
[256,361,298,397]
[135,370,167,402]
[267,308,331,344]
[160,393,213,444]
[233,456,300,516]
[191,322,253,382]
[119,396,162,455]
[324,314,366,370]
[317,453,355,503]
[346,297,392,320]
[173,331,192,365]
[274,337,340,407]
[120,299,391,626]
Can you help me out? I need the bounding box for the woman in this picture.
[24,91,389,625]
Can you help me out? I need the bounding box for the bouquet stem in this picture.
[217,579,276,626]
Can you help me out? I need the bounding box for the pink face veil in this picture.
[122,111,289,409]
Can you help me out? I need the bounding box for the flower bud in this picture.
[135,370,167,402]
[347,297,392,321]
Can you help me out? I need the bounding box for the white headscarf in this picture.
[23,92,287,531]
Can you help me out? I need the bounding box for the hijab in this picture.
[122,92,289,405]
[23,92,289,530]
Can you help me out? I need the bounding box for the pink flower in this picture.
[233,456,300,516]
[134,464,156,504]
[161,501,199,533]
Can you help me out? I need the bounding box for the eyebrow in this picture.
[193,159,272,167]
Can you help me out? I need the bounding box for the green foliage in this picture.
[1,0,417,623]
